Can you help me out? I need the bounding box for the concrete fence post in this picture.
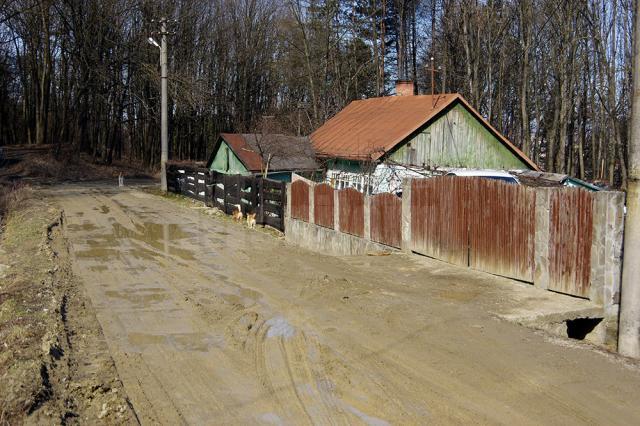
[589,191,625,347]
[285,183,292,219]
[589,191,625,304]
[401,178,412,252]
[533,187,552,290]
[364,195,371,241]
[308,183,315,225]
[333,189,340,232]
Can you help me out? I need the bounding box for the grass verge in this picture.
[0,188,136,424]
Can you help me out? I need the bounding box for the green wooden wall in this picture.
[208,141,250,175]
[388,104,529,170]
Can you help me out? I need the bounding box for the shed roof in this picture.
[213,133,319,173]
[310,93,539,171]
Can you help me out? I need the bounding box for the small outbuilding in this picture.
[311,84,539,194]
[206,133,319,182]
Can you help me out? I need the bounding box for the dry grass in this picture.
[0,192,60,421]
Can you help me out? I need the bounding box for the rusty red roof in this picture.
[310,93,539,171]
[217,133,318,172]
[219,133,264,171]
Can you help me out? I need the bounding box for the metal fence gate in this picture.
[549,189,594,298]
[411,177,469,267]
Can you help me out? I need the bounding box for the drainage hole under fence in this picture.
[565,317,603,340]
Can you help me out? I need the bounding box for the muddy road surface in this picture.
[50,183,640,425]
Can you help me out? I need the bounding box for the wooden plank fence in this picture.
[338,188,365,237]
[549,189,594,298]
[411,176,537,279]
[314,183,334,229]
[370,193,402,248]
[259,178,287,230]
[166,165,286,231]
[286,176,614,302]
[411,177,469,267]
[167,164,212,205]
[469,178,536,282]
[291,180,310,221]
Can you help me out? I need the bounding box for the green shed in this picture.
[206,133,319,182]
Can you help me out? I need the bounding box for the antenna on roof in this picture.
[426,57,442,107]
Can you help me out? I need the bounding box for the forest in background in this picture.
[0,0,634,187]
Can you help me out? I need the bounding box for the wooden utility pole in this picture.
[619,0,640,358]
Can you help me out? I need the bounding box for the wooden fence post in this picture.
[251,176,259,213]
[258,177,265,224]
[280,180,287,231]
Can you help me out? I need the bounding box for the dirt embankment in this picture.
[0,145,153,192]
[0,187,136,424]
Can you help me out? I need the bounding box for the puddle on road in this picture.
[73,221,196,262]
[76,247,118,259]
[89,265,108,272]
[113,222,191,241]
[105,288,169,305]
[67,222,98,232]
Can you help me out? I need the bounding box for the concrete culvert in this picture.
[566,317,603,340]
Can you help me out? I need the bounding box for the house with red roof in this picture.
[311,81,539,194]
[206,133,319,182]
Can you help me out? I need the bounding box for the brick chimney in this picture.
[395,79,415,96]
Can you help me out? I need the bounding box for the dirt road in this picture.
[51,183,640,424]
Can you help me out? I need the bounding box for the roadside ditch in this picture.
[0,187,137,424]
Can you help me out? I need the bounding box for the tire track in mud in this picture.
[253,318,345,424]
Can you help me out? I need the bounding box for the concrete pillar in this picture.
[603,192,625,312]
[401,178,412,252]
[333,189,340,232]
[285,183,292,219]
[589,193,607,305]
[308,183,315,225]
[594,191,625,348]
[588,191,625,304]
[364,195,371,241]
[533,188,552,291]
